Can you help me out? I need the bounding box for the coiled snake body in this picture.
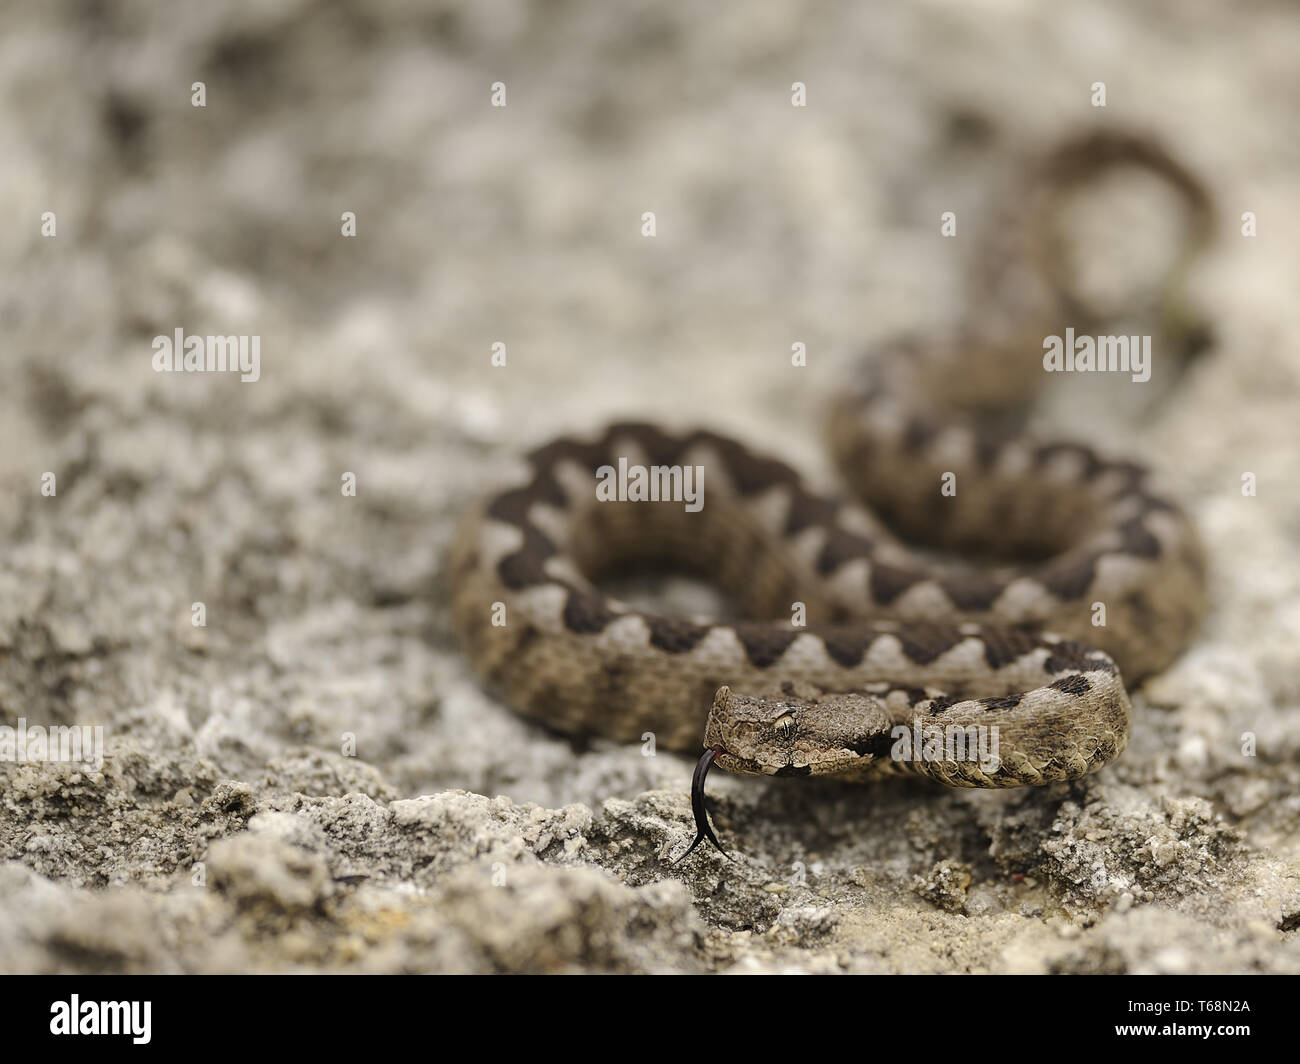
[448,131,1210,854]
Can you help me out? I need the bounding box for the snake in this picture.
[447,130,1212,859]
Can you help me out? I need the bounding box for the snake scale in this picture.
[448,130,1211,855]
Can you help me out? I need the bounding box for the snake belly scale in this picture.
[448,378,1207,794]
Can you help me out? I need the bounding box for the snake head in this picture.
[703,684,895,777]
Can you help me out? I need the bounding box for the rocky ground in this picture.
[2,0,1299,973]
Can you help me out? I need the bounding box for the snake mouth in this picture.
[674,745,732,863]
[710,740,794,777]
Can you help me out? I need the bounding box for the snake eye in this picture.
[773,713,797,739]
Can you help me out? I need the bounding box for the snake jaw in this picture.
[674,744,732,864]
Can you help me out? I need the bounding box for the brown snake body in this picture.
[447,130,1211,855]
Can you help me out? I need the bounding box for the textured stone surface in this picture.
[3,0,1300,973]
